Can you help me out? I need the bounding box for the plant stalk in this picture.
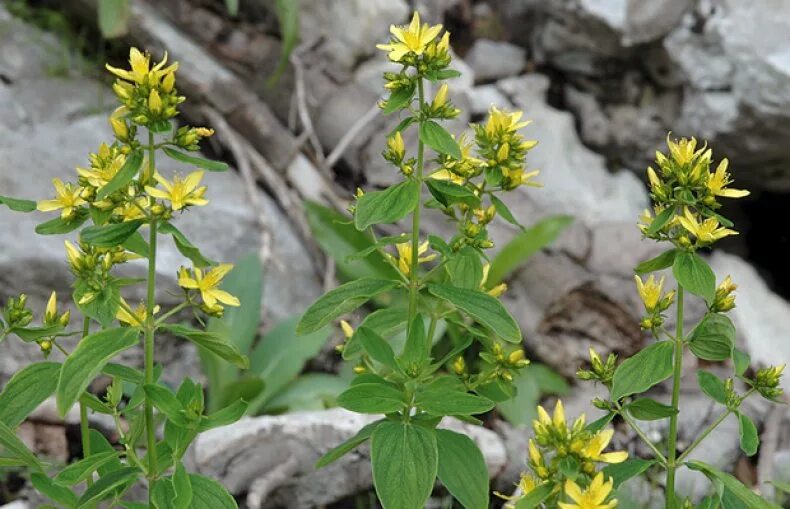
[144,132,159,488]
[665,286,684,508]
[407,78,426,332]
[79,316,92,485]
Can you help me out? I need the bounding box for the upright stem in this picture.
[144,131,159,486]
[665,286,684,508]
[79,317,92,485]
[407,78,426,332]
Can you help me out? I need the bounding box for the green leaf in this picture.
[188,473,238,509]
[162,324,249,369]
[162,147,229,172]
[268,0,299,85]
[88,429,123,475]
[305,201,399,281]
[0,361,60,427]
[80,220,144,247]
[487,215,573,285]
[733,348,750,377]
[344,307,408,359]
[296,278,398,334]
[686,460,779,509]
[697,370,728,405]
[7,324,63,342]
[425,178,480,208]
[31,473,78,508]
[611,341,674,401]
[74,280,121,328]
[198,399,248,432]
[151,478,176,509]
[635,249,678,274]
[97,149,144,199]
[98,0,130,38]
[76,466,139,507]
[419,121,462,159]
[428,284,521,343]
[445,247,484,290]
[586,412,615,433]
[673,251,716,303]
[216,376,264,411]
[646,206,675,236]
[601,458,656,488]
[144,384,191,427]
[262,373,346,413]
[490,195,523,230]
[56,327,140,416]
[122,232,149,258]
[436,429,488,509]
[316,420,383,469]
[0,195,36,212]
[248,316,329,413]
[399,316,429,372]
[0,420,42,470]
[624,398,677,421]
[382,83,416,115]
[159,222,215,268]
[354,180,420,231]
[372,421,438,509]
[337,382,405,414]
[416,387,494,416]
[496,363,569,426]
[737,412,759,456]
[514,483,554,508]
[55,451,119,486]
[172,462,193,509]
[35,208,89,235]
[358,326,399,371]
[688,313,735,361]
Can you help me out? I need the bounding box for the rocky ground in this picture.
[1,0,790,507]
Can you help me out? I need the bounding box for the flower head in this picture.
[178,264,240,308]
[117,298,160,326]
[376,12,443,62]
[393,240,436,276]
[485,106,531,137]
[559,473,618,509]
[677,207,737,245]
[707,159,749,199]
[37,179,86,219]
[576,429,628,464]
[634,274,665,312]
[145,171,208,211]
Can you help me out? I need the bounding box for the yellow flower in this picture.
[677,207,737,244]
[432,83,449,109]
[707,159,748,199]
[485,106,531,137]
[117,298,160,326]
[148,89,162,114]
[559,473,618,509]
[394,240,436,276]
[481,263,507,297]
[77,143,127,188]
[646,167,661,189]
[430,169,465,184]
[37,179,86,219]
[376,12,443,62]
[634,274,665,311]
[667,135,698,167]
[340,320,354,339]
[109,107,130,140]
[178,264,240,308]
[494,472,543,509]
[503,167,542,188]
[106,48,178,86]
[577,428,628,464]
[387,131,405,161]
[145,171,208,210]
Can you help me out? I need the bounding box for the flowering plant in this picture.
[0,48,248,507]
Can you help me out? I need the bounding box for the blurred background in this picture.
[1,0,790,507]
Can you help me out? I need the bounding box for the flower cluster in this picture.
[634,274,676,329]
[577,348,617,386]
[498,400,625,509]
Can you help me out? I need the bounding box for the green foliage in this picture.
[435,429,489,509]
[611,341,674,401]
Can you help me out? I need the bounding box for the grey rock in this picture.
[469,84,511,117]
[465,39,526,82]
[300,0,409,70]
[623,0,694,45]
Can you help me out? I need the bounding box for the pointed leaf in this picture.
[80,220,144,247]
[673,251,716,303]
[436,429,488,509]
[97,149,144,199]
[188,473,238,509]
[337,382,405,414]
[0,361,60,427]
[611,341,674,401]
[296,278,398,334]
[354,179,420,231]
[162,147,228,172]
[737,412,759,456]
[316,419,384,469]
[428,284,521,343]
[419,120,462,159]
[162,324,248,369]
[0,195,36,212]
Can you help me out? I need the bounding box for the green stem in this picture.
[407,78,426,333]
[616,403,668,466]
[153,301,189,327]
[79,317,92,485]
[665,286,684,508]
[144,131,159,489]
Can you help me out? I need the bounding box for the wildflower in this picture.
[106,48,178,86]
[432,83,448,110]
[117,298,159,326]
[667,135,699,168]
[37,179,86,219]
[376,12,443,62]
[706,159,749,199]
[177,264,240,308]
[77,143,127,188]
[63,241,84,272]
[452,355,466,375]
[481,263,507,297]
[392,241,436,276]
[711,275,737,312]
[677,208,737,244]
[754,365,785,401]
[145,171,208,210]
[485,107,531,136]
[148,89,162,114]
[559,473,618,509]
[634,274,665,312]
[576,428,628,464]
[494,472,543,509]
[503,167,542,189]
[340,320,354,339]
[109,107,130,141]
[385,131,405,163]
